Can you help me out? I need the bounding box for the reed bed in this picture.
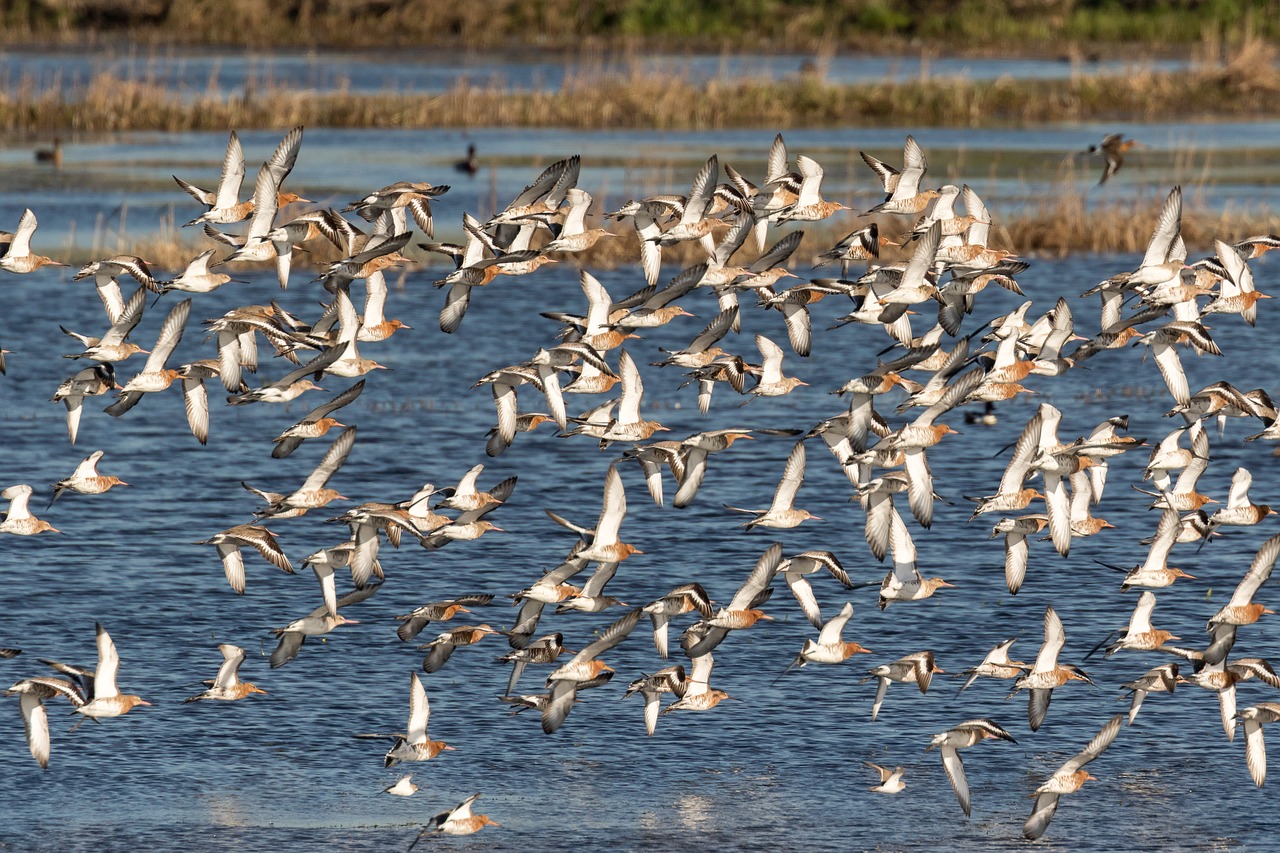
[2,41,1280,134]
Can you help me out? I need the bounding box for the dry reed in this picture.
[3,55,1280,134]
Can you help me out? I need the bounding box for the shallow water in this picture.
[1,189,1279,853]
[0,46,1192,98]
[1,123,1278,258]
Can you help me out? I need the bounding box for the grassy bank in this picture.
[1,38,1279,134]
[0,0,1273,54]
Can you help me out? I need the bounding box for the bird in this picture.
[1010,606,1093,731]
[1207,531,1280,630]
[271,380,365,459]
[1083,133,1142,185]
[5,678,64,768]
[104,297,193,417]
[373,672,455,767]
[957,638,1026,692]
[926,718,1017,816]
[543,607,642,734]
[863,761,906,794]
[454,143,479,175]
[52,363,120,445]
[1024,715,1123,840]
[56,623,152,728]
[1237,703,1280,786]
[1,208,64,274]
[723,440,819,530]
[1120,663,1184,725]
[34,137,62,167]
[419,624,503,674]
[183,644,267,702]
[408,793,498,844]
[247,425,357,518]
[781,601,871,674]
[396,594,496,643]
[382,775,418,797]
[268,583,375,668]
[662,652,731,716]
[50,450,128,504]
[623,665,686,736]
[197,523,294,594]
[683,543,780,658]
[864,651,942,721]
[0,484,59,536]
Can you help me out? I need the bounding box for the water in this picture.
[0,46,1192,98]
[1,123,1279,258]
[2,192,1280,852]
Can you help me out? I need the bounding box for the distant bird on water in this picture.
[454,143,479,176]
[35,138,62,167]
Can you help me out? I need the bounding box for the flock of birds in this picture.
[2,124,1280,845]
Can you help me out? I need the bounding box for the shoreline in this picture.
[1,52,1278,136]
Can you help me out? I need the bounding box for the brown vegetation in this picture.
[1,35,1279,134]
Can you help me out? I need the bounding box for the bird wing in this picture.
[182,374,210,444]
[580,561,620,598]
[793,154,824,209]
[1004,526,1031,595]
[1141,186,1182,269]
[217,542,246,594]
[406,672,430,743]
[785,573,822,630]
[1060,714,1123,774]
[817,601,854,646]
[893,136,927,200]
[1043,471,1072,557]
[299,426,357,492]
[728,542,783,611]
[941,746,971,816]
[681,155,719,224]
[684,306,737,353]
[1227,466,1253,510]
[571,608,643,664]
[541,680,577,734]
[769,441,806,512]
[1127,591,1158,635]
[1033,606,1065,672]
[98,287,148,347]
[1233,532,1280,607]
[18,691,51,769]
[594,464,628,546]
[266,125,304,188]
[213,644,247,689]
[616,350,644,424]
[242,161,281,241]
[1244,717,1268,787]
[755,334,785,385]
[212,131,246,210]
[901,221,941,290]
[141,297,191,374]
[1023,791,1061,841]
[93,623,121,699]
[903,447,934,530]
